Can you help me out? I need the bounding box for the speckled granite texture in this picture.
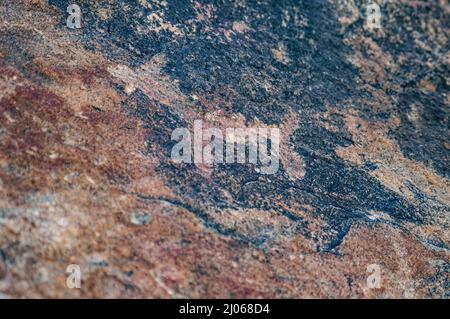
[0,0,448,298]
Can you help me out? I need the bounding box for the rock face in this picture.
[0,0,448,298]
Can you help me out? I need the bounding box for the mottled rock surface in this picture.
[0,0,448,298]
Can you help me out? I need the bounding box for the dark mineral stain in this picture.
[392,90,449,178]
[345,0,449,178]
[121,88,187,155]
[47,0,445,251]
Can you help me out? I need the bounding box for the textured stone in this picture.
[0,0,448,298]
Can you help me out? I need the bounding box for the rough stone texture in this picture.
[0,0,448,298]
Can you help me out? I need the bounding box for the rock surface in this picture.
[0,0,448,298]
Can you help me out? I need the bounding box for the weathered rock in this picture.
[0,0,448,298]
